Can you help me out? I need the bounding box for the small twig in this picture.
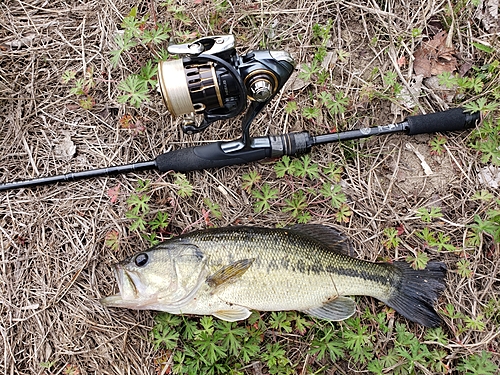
[443,143,475,184]
[405,142,433,175]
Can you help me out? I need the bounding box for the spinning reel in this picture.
[157,35,294,144]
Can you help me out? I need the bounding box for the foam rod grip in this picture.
[155,142,268,173]
[406,108,480,135]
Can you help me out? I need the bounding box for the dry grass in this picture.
[1,0,499,374]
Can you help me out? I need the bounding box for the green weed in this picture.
[251,183,279,213]
[334,203,352,223]
[39,360,57,369]
[104,230,120,252]
[62,67,96,110]
[429,135,447,155]
[147,289,495,375]
[406,250,429,270]
[457,351,498,375]
[416,206,443,222]
[283,190,310,222]
[249,155,351,223]
[109,6,198,108]
[470,211,500,244]
[173,173,194,198]
[382,227,401,250]
[274,155,295,178]
[117,74,150,108]
[203,198,222,220]
[62,364,80,375]
[308,326,344,361]
[302,106,320,120]
[456,258,473,278]
[319,182,346,209]
[284,100,298,114]
[318,91,349,117]
[298,60,321,82]
[118,178,205,245]
[241,169,261,191]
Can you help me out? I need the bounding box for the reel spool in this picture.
[157,35,295,136]
[160,61,223,115]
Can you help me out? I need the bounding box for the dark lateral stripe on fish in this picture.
[258,256,396,286]
[177,228,396,284]
[324,264,395,285]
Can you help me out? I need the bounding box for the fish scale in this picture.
[179,227,397,298]
[101,225,447,327]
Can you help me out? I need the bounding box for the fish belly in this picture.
[214,269,334,311]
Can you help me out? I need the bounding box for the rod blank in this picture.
[0,108,480,192]
[0,161,156,191]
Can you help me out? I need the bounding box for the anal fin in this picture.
[303,296,356,321]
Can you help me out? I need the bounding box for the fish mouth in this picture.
[101,260,208,311]
[114,263,139,299]
[100,263,142,307]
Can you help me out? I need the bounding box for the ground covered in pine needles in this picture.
[1,0,499,374]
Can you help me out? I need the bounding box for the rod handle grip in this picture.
[406,108,480,135]
[155,142,268,172]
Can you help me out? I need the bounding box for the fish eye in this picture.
[134,253,149,267]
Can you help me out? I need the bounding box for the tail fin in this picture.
[385,261,447,328]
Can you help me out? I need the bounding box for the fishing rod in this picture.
[0,35,480,192]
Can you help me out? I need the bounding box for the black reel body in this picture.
[157,35,295,136]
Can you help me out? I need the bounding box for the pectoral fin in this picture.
[213,306,252,322]
[303,296,356,321]
[206,258,255,288]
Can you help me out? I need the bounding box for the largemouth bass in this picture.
[101,225,446,327]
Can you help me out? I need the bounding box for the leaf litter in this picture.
[413,30,458,78]
[0,0,499,374]
[476,0,500,31]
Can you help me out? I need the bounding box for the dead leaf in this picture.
[284,67,309,91]
[53,132,76,160]
[2,34,37,49]
[459,61,473,77]
[397,55,407,67]
[413,31,457,78]
[478,165,500,188]
[424,75,457,104]
[107,185,120,204]
[391,74,423,114]
[321,51,337,70]
[476,0,499,31]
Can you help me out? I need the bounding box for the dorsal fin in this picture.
[289,224,354,256]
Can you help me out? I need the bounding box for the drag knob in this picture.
[249,78,273,102]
